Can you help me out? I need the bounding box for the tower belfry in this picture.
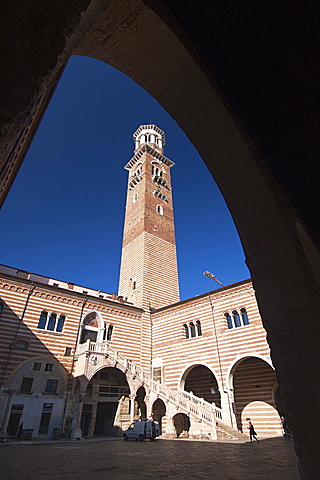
[118,124,180,310]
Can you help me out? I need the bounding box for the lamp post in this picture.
[203,271,225,287]
[205,271,235,427]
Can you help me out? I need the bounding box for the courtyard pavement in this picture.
[0,436,300,480]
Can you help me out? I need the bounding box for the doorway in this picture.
[94,402,118,436]
[7,405,24,437]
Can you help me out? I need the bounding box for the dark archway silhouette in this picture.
[152,398,166,434]
[173,413,190,438]
[184,365,221,408]
[85,366,130,436]
[2,3,320,477]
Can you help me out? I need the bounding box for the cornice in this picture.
[124,144,174,170]
[0,276,143,315]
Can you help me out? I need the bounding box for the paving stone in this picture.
[0,437,300,480]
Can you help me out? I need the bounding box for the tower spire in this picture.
[118,124,180,310]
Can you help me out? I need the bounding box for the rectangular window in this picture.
[153,367,162,383]
[44,363,53,372]
[38,403,53,435]
[44,379,58,394]
[32,362,42,371]
[20,377,34,393]
[64,347,72,356]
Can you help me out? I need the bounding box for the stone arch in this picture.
[7,355,68,393]
[151,398,166,434]
[78,310,105,345]
[82,365,131,437]
[226,354,274,389]
[173,412,190,438]
[228,355,280,436]
[5,356,68,439]
[2,3,320,473]
[242,402,282,438]
[179,363,222,408]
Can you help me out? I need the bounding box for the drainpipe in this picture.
[208,294,234,428]
[60,294,87,435]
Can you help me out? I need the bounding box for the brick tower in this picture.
[118,124,180,311]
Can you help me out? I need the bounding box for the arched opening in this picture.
[173,413,190,438]
[152,398,166,434]
[80,312,99,344]
[82,367,130,437]
[183,365,221,408]
[231,357,280,436]
[5,357,67,439]
[2,3,320,475]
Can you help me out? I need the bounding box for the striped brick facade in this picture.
[0,125,283,441]
[151,281,282,436]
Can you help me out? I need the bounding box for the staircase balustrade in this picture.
[77,340,223,426]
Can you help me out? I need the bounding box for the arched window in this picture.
[107,324,114,341]
[47,313,57,331]
[38,311,48,329]
[226,308,249,329]
[157,204,163,215]
[196,320,202,336]
[232,310,241,327]
[152,164,163,179]
[240,307,250,326]
[80,313,99,344]
[224,312,233,329]
[56,314,65,333]
[189,322,196,338]
[183,324,189,339]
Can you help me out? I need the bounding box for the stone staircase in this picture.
[216,423,248,441]
[77,341,240,440]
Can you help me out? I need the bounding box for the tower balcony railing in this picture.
[76,340,223,424]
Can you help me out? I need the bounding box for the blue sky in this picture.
[0,55,249,300]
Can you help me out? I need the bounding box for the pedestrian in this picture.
[247,421,259,442]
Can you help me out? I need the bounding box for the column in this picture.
[0,390,16,440]
[129,394,135,424]
[72,392,85,440]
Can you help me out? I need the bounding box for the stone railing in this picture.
[77,340,223,425]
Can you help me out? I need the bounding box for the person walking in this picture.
[247,421,259,443]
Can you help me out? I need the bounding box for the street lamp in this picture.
[203,271,225,287]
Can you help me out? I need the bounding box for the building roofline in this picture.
[0,264,143,313]
[151,278,253,313]
[133,124,166,145]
